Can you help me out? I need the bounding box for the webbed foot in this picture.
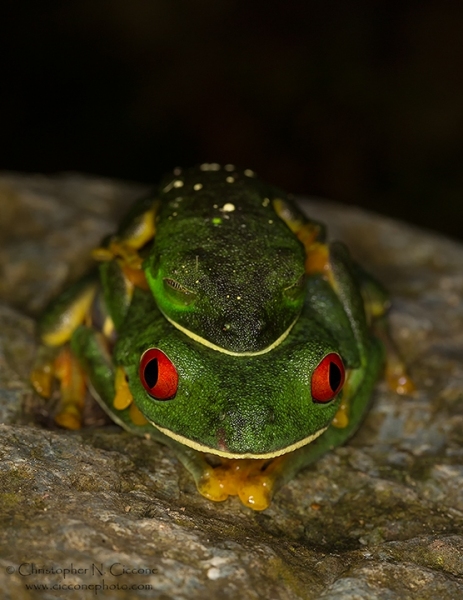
[197,456,287,511]
[31,345,86,429]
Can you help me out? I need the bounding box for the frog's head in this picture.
[145,240,305,354]
[121,311,346,458]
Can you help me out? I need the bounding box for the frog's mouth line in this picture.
[148,420,329,459]
[161,313,299,356]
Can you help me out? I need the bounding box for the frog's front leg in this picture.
[354,264,415,395]
[151,446,282,511]
[69,324,151,430]
[196,456,286,511]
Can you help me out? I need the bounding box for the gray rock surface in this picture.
[0,172,462,599]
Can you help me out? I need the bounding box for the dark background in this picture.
[2,1,463,240]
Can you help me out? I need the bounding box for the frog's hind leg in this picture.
[354,264,415,396]
[92,196,159,291]
[31,344,87,430]
[30,273,99,428]
[31,250,151,429]
[272,198,330,274]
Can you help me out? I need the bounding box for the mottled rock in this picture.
[0,172,462,599]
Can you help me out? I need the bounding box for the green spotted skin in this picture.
[145,166,309,353]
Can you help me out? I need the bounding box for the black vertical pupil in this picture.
[329,362,342,392]
[144,359,159,389]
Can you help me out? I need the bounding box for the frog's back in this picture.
[158,164,292,224]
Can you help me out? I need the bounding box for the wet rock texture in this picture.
[0,172,462,599]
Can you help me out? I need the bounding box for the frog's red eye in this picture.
[311,353,345,403]
[139,349,178,400]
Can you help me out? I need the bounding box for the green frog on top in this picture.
[31,163,413,510]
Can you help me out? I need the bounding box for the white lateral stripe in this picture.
[161,314,298,356]
[150,421,329,459]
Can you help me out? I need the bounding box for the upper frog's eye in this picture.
[311,353,345,403]
[163,278,197,305]
[139,348,178,400]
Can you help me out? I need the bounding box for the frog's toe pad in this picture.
[196,459,278,510]
[238,477,273,511]
[30,366,53,398]
[55,407,82,430]
[386,361,416,395]
[197,466,231,503]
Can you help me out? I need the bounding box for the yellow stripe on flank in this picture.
[149,421,329,459]
[161,314,298,356]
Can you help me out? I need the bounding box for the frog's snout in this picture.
[214,404,277,455]
[213,311,269,352]
[221,316,265,335]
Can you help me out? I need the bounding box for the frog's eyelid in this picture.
[163,278,196,295]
